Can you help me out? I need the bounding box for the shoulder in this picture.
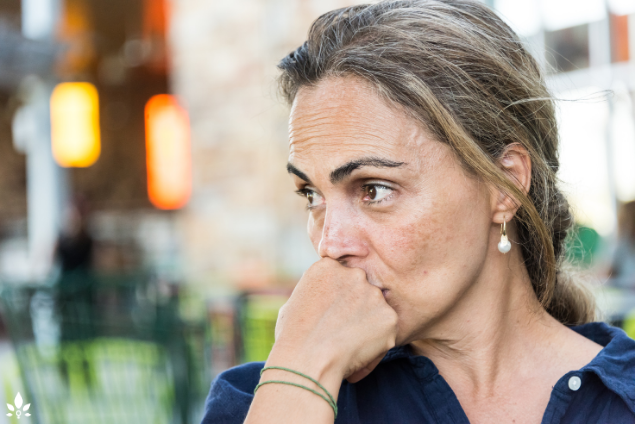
[574,322,635,370]
[201,362,264,424]
[573,322,635,414]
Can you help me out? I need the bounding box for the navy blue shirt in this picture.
[202,322,635,423]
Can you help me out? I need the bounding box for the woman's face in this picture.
[288,77,497,344]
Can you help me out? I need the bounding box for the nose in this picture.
[316,204,368,261]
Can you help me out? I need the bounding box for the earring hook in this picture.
[498,215,511,254]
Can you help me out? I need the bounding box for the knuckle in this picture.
[382,310,399,331]
[389,312,399,328]
[350,267,366,280]
[386,336,396,351]
[307,261,324,274]
[318,257,338,269]
[370,287,384,302]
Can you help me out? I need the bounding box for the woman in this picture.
[202,1,635,423]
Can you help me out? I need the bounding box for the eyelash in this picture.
[294,188,319,211]
[295,184,394,210]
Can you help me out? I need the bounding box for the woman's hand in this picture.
[244,257,398,423]
[273,257,399,383]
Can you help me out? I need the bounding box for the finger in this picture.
[346,352,386,384]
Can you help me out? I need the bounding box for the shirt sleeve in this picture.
[200,361,265,424]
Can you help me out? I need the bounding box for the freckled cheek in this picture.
[376,209,447,282]
[388,222,434,270]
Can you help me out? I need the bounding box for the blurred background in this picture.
[0,0,634,423]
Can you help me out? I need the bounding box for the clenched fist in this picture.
[272,257,399,384]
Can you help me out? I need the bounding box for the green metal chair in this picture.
[235,291,290,363]
[0,274,210,424]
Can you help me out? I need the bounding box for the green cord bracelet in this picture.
[260,366,336,407]
[254,380,338,418]
[254,366,338,418]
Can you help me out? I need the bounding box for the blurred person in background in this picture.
[55,196,94,276]
[54,195,95,385]
[610,201,635,288]
[202,1,635,423]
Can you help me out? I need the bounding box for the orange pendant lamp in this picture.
[144,94,192,210]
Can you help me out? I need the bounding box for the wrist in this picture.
[265,341,345,402]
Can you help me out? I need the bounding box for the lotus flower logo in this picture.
[6,393,31,419]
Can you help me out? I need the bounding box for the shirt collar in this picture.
[382,322,635,410]
[571,321,635,411]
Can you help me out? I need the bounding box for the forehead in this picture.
[288,77,429,167]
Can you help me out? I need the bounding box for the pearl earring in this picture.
[498,217,511,254]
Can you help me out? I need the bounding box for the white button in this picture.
[568,376,582,391]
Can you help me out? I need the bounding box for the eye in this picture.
[296,188,324,209]
[362,184,393,203]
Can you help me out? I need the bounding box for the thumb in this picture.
[346,352,386,384]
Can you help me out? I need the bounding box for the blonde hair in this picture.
[278,0,596,324]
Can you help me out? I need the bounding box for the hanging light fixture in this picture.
[50,82,101,168]
[145,94,192,210]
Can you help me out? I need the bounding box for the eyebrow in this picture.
[286,162,313,184]
[286,156,406,186]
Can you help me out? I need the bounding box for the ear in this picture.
[492,143,531,224]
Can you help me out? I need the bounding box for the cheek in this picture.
[376,180,491,316]
[384,214,436,272]
[307,213,321,250]
[397,179,488,270]
[370,192,443,275]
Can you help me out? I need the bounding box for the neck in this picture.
[409,242,563,396]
